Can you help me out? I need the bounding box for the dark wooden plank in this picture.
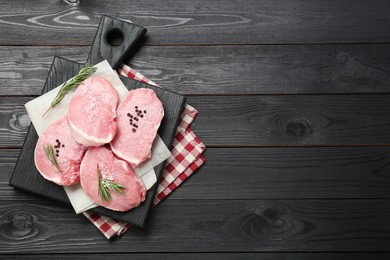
[0,46,88,96]
[188,94,390,146]
[2,199,390,252]
[3,44,390,96]
[0,96,32,147]
[4,253,390,260]
[174,147,390,199]
[125,44,390,95]
[0,149,19,182]
[6,94,390,147]
[2,0,390,45]
[5,147,390,200]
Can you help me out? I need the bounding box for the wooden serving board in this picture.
[9,16,186,227]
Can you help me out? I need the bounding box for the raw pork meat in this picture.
[68,76,118,146]
[110,88,164,168]
[80,146,146,211]
[34,116,86,186]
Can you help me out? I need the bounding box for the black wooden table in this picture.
[2,0,390,259]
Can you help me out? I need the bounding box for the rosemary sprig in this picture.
[42,65,97,117]
[97,164,126,202]
[43,144,61,173]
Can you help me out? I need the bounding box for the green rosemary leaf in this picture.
[97,164,126,202]
[42,65,97,117]
[43,144,61,173]
[106,180,126,194]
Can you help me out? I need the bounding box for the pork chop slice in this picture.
[68,76,119,146]
[80,146,146,211]
[34,116,87,186]
[110,88,164,168]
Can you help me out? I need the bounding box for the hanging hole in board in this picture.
[106,28,124,46]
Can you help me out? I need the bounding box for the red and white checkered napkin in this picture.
[82,65,206,239]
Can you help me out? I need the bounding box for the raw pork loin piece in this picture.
[68,76,119,146]
[110,88,164,168]
[80,146,146,211]
[34,116,87,186]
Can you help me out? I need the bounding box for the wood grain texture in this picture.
[0,149,19,182]
[5,147,390,200]
[2,199,390,252]
[0,46,88,96]
[188,94,390,146]
[125,44,390,95]
[0,96,33,147]
[5,94,390,147]
[2,0,390,45]
[174,147,390,199]
[3,44,390,96]
[4,253,390,260]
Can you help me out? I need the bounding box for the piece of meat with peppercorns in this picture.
[110,88,164,168]
[68,76,119,146]
[34,116,87,186]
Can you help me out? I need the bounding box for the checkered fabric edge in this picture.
[158,129,206,191]
[118,65,159,87]
[153,154,206,205]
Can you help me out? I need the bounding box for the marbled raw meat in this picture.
[110,88,164,168]
[80,146,146,211]
[68,76,118,146]
[34,116,86,186]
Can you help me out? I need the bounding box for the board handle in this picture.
[86,15,147,69]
